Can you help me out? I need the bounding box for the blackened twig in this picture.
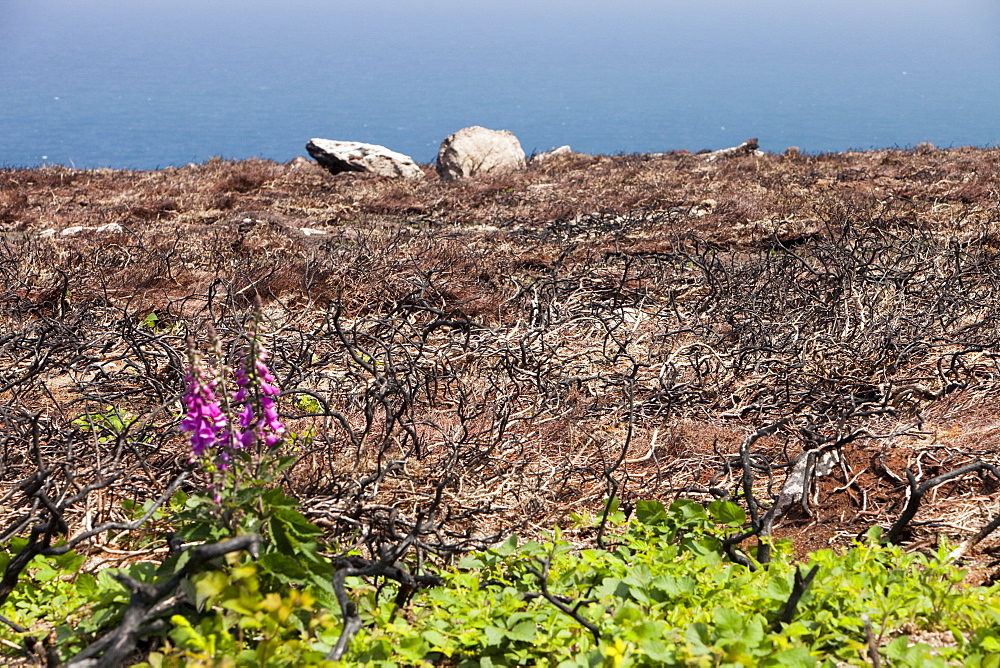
[862,614,882,667]
[772,564,819,631]
[885,461,1000,544]
[949,509,1000,561]
[525,553,601,644]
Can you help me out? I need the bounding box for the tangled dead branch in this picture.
[2,147,1000,658]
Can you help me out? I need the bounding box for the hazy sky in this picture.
[1,1,998,167]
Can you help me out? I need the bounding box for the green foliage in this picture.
[346,500,1000,667]
[0,545,138,657]
[141,311,160,329]
[3,492,1000,666]
[136,558,341,667]
[0,463,340,664]
[295,393,321,414]
[170,457,336,606]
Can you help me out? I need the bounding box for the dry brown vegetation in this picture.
[3,146,1000,580]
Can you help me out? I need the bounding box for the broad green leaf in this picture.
[258,550,308,580]
[632,620,665,643]
[713,606,744,637]
[669,499,708,524]
[457,554,483,569]
[765,573,793,601]
[761,647,816,666]
[422,629,449,649]
[641,638,674,662]
[708,500,746,527]
[396,635,429,661]
[635,500,667,526]
[484,624,506,646]
[507,620,536,642]
[192,570,229,608]
[595,577,629,599]
[614,601,644,624]
[495,534,519,556]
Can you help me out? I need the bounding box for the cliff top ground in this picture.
[2,145,1000,580]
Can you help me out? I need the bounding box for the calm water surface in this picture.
[1,0,998,169]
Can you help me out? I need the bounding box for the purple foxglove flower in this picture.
[229,338,286,450]
[206,484,221,504]
[238,402,255,430]
[239,428,257,449]
[258,397,286,446]
[180,365,226,459]
[256,358,280,396]
[235,363,249,387]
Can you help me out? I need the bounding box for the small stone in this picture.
[531,145,573,164]
[693,199,718,217]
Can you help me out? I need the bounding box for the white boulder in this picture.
[306,139,424,179]
[436,126,526,181]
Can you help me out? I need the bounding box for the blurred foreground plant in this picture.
[143,315,338,665]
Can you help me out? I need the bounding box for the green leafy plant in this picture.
[72,406,138,443]
[0,545,139,658]
[138,558,340,667]
[171,321,336,606]
[345,501,1000,667]
[4,482,1000,666]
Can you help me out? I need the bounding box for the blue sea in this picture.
[1,0,998,170]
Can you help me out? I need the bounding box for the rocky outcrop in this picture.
[436,126,526,181]
[306,139,424,179]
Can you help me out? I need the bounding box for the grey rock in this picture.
[306,139,424,179]
[436,126,526,181]
[531,145,573,164]
[702,138,763,162]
